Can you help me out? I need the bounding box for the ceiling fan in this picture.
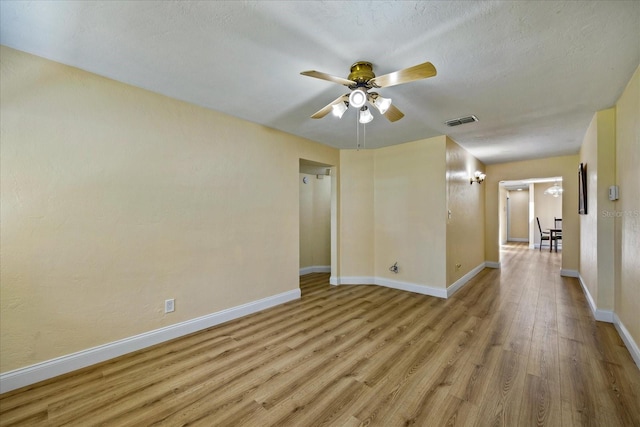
[301,61,437,123]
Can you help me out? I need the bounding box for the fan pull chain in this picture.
[363,121,366,149]
[356,110,367,150]
[356,110,360,151]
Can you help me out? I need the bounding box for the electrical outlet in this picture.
[165,299,175,313]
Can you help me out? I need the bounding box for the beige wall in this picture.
[580,117,598,300]
[579,109,616,310]
[374,137,447,287]
[0,47,339,373]
[533,183,563,247]
[485,155,580,271]
[299,174,331,269]
[508,190,530,240]
[445,137,485,285]
[338,150,375,277]
[340,136,485,291]
[614,66,640,347]
[338,136,450,288]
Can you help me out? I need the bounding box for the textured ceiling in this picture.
[1,1,638,164]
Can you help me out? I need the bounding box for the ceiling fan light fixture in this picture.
[359,106,373,124]
[373,95,392,114]
[331,101,348,118]
[349,89,367,108]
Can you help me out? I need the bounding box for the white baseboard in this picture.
[336,276,375,286]
[507,238,529,242]
[333,263,498,299]
[613,314,640,370]
[376,277,447,298]
[576,275,638,369]
[577,274,614,323]
[299,265,331,276]
[447,263,486,297]
[0,289,301,394]
[485,261,501,269]
[560,269,579,278]
[333,276,446,299]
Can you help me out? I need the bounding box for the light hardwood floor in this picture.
[1,243,639,426]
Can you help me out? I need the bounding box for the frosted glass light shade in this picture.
[331,102,348,118]
[349,89,367,108]
[359,107,373,124]
[373,95,391,114]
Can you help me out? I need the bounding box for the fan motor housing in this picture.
[348,61,375,84]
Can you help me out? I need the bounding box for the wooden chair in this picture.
[536,217,555,251]
[554,217,562,228]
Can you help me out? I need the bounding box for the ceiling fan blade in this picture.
[383,103,405,122]
[301,70,355,87]
[311,94,349,119]
[369,61,437,88]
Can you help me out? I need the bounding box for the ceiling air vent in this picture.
[445,115,478,127]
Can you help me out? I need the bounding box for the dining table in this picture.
[548,228,562,252]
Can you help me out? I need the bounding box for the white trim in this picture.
[577,273,599,318]
[577,274,614,323]
[332,276,447,298]
[560,269,579,278]
[485,261,501,269]
[613,313,640,370]
[299,265,331,276]
[447,263,486,297]
[576,276,639,369]
[337,276,375,285]
[333,263,486,299]
[376,277,447,298]
[0,289,300,394]
[594,309,615,323]
[507,238,529,242]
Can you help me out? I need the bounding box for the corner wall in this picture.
[614,66,640,361]
[579,109,616,313]
[445,137,485,286]
[374,137,447,288]
[338,136,486,296]
[337,149,375,279]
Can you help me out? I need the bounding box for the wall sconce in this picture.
[470,171,486,185]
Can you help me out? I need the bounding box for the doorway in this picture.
[299,159,334,278]
[499,177,563,252]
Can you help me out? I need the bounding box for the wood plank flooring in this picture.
[1,243,639,426]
